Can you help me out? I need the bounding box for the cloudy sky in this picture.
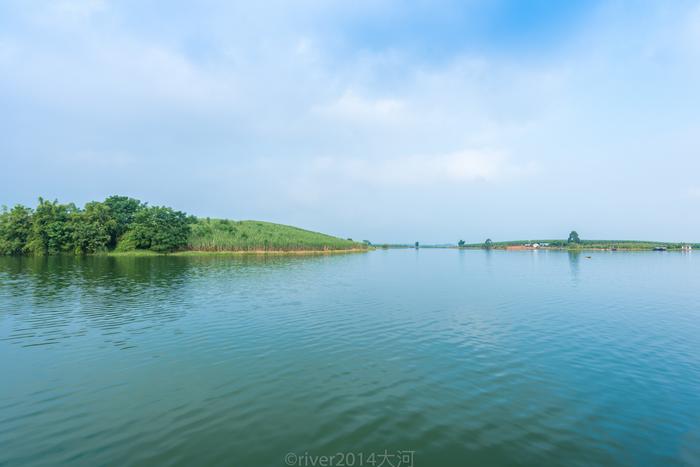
[1,0,699,243]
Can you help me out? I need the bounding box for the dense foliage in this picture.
[25,198,78,255]
[0,196,191,255]
[103,195,142,247]
[72,201,116,254]
[1,197,364,255]
[0,205,32,255]
[123,207,194,253]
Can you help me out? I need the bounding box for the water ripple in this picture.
[1,251,699,466]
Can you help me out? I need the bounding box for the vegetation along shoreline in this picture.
[455,231,696,251]
[0,196,367,256]
[3,200,695,256]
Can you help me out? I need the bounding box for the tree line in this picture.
[456,232,581,248]
[0,196,194,255]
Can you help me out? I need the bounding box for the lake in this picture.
[1,250,699,466]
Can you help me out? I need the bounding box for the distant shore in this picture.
[374,241,696,251]
[459,241,696,251]
[459,246,693,252]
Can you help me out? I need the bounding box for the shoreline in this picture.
[456,246,692,252]
[103,248,371,257]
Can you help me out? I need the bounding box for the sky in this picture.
[1,0,699,243]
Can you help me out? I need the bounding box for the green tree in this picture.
[0,205,33,255]
[72,202,117,254]
[484,238,493,249]
[458,240,465,247]
[126,206,191,252]
[103,195,143,246]
[567,230,581,244]
[26,198,78,255]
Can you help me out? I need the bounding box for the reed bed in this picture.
[188,219,364,252]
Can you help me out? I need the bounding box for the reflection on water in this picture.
[568,250,581,282]
[0,254,348,350]
[1,256,191,349]
[1,250,700,466]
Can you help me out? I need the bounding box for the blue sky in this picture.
[1,0,699,243]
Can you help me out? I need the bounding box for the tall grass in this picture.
[188,219,364,251]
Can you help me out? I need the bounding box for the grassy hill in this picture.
[187,218,365,252]
[0,196,366,255]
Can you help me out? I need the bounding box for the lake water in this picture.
[1,250,699,466]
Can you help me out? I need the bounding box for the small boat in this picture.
[653,246,667,251]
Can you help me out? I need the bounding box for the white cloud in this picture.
[1,38,238,112]
[307,149,528,187]
[313,90,406,123]
[2,0,700,241]
[242,149,532,208]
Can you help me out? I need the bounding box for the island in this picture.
[0,196,367,255]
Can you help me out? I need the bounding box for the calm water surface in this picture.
[1,250,699,466]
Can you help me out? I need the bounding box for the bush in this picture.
[0,205,33,255]
[129,206,191,253]
[103,195,143,246]
[71,202,116,254]
[115,231,139,252]
[26,198,78,255]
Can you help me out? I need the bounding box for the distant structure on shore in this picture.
[506,244,540,250]
[682,244,693,251]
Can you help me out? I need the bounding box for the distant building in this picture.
[682,244,692,251]
[532,243,540,249]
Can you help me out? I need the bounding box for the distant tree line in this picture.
[457,233,579,249]
[454,231,696,250]
[0,196,195,255]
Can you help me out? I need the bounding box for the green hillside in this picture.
[188,218,363,252]
[0,196,366,255]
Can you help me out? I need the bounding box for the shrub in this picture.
[129,206,191,252]
[0,205,33,255]
[26,198,77,255]
[71,202,116,254]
